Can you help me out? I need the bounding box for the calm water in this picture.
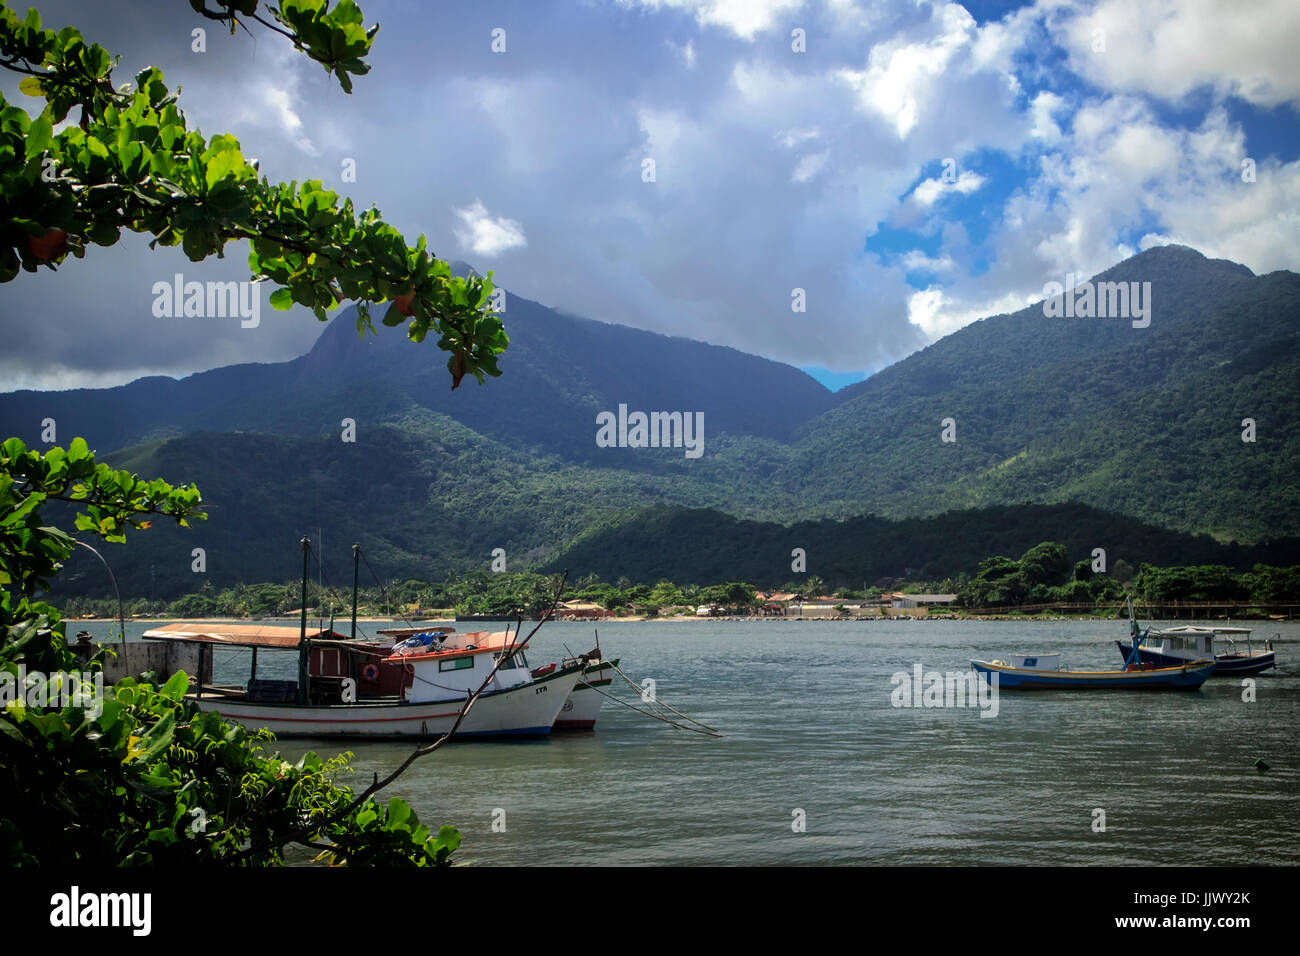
[80,618,1299,865]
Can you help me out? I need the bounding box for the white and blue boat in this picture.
[971,657,1216,690]
[971,598,1216,691]
[1117,625,1277,676]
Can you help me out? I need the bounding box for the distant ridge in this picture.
[4,244,1298,596]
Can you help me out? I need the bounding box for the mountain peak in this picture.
[1117,243,1255,279]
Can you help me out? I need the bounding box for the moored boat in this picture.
[553,654,620,730]
[143,621,583,738]
[1117,625,1277,676]
[971,657,1216,690]
[380,628,620,730]
[970,597,1216,691]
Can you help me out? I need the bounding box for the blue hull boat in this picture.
[1116,641,1276,676]
[972,658,1216,690]
[1117,623,1277,677]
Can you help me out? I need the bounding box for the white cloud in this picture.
[776,127,820,148]
[907,286,1035,339]
[901,250,955,274]
[791,150,829,183]
[902,93,1300,345]
[912,169,986,206]
[261,86,318,156]
[1058,0,1300,109]
[223,42,320,157]
[453,201,528,257]
[665,37,697,67]
[1029,90,1066,142]
[625,0,805,40]
[11,0,1299,389]
[837,2,975,138]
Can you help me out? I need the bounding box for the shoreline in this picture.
[71,611,1292,625]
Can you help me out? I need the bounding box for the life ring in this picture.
[362,662,380,681]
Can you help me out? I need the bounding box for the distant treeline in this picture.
[541,503,1300,592]
[958,542,1300,608]
[56,544,1300,619]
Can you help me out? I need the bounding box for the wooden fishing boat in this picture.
[554,655,620,730]
[1117,625,1277,676]
[970,657,1216,690]
[378,628,619,730]
[143,621,584,738]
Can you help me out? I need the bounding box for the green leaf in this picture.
[269,287,294,311]
[160,670,189,701]
[204,147,247,190]
[18,76,45,97]
[386,797,411,829]
[24,114,52,159]
[125,710,175,763]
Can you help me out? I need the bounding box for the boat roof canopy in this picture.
[1151,625,1252,636]
[142,622,358,649]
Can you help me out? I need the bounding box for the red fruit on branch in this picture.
[393,292,415,316]
[27,228,69,262]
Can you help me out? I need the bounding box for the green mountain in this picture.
[539,503,1300,586]
[784,246,1300,540]
[4,245,1297,597]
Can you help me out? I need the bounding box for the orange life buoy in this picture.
[362,662,380,681]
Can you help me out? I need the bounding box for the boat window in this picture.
[494,650,529,669]
[439,656,475,672]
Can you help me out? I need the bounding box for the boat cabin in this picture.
[1142,625,1252,660]
[142,622,533,706]
[386,630,534,703]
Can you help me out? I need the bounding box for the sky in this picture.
[2,0,1298,392]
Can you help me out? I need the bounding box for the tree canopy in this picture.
[0,0,506,387]
[0,0,511,866]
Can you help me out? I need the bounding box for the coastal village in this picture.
[553,592,958,621]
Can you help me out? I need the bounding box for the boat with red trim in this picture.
[143,620,583,738]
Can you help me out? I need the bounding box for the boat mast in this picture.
[1124,595,1143,668]
[298,536,310,705]
[351,544,360,641]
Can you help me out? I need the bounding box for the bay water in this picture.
[75,617,1298,865]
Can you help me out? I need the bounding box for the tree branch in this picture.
[225,571,570,864]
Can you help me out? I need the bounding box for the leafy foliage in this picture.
[0,0,505,387]
[1,1,475,866]
[0,439,461,865]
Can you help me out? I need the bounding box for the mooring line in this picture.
[561,639,722,736]
[604,659,721,734]
[580,679,724,737]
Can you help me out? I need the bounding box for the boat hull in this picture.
[194,666,583,738]
[553,659,618,730]
[1116,641,1277,676]
[972,659,1215,690]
